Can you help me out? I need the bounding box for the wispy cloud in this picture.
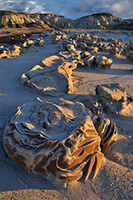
[0,0,133,19]
[78,0,133,19]
[0,0,49,13]
[111,0,133,18]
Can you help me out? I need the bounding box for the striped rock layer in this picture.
[3,98,117,182]
[93,116,117,150]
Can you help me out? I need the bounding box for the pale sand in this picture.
[0,29,133,200]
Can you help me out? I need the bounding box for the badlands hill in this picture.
[0,11,133,30]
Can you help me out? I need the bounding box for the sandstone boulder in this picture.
[87,46,99,53]
[95,56,113,69]
[96,83,133,115]
[0,45,21,58]
[99,43,110,51]
[125,42,133,60]
[34,38,45,47]
[84,55,113,69]
[109,47,122,57]
[126,49,133,60]
[84,55,95,68]
[3,98,117,182]
[20,55,75,96]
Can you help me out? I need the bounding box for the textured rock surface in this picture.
[109,47,122,57]
[0,28,132,199]
[0,35,46,58]
[0,45,21,58]
[0,11,51,29]
[20,55,75,96]
[126,42,133,60]
[0,11,132,30]
[93,116,117,150]
[96,83,133,115]
[3,98,117,182]
[84,55,113,69]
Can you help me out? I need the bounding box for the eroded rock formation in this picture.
[20,55,75,96]
[0,11,132,30]
[0,45,21,58]
[96,83,133,115]
[3,98,117,182]
[84,55,113,69]
[125,41,133,60]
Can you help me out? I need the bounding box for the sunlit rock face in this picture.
[0,11,132,30]
[0,45,21,58]
[96,83,133,115]
[0,11,50,29]
[93,116,117,150]
[19,55,76,96]
[84,55,113,69]
[74,13,122,29]
[3,98,117,182]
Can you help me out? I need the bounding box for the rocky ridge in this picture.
[0,11,133,30]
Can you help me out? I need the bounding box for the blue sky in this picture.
[0,0,133,19]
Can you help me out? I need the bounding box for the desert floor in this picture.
[0,28,133,200]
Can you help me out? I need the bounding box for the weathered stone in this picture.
[84,55,113,69]
[99,43,110,51]
[96,83,133,115]
[3,98,118,182]
[93,115,117,150]
[109,47,122,57]
[95,56,113,69]
[34,38,45,46]
[87,46,99,53]
[0,11,131,30]
[84,55,95,68]
[0,45,21,58]
[81,51,91,59]
[126,49,133,60]
[125,42,133,60]
[20,55,75,96]
[80,42,88,51]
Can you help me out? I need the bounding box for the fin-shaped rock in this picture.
[93,115,118,150]
[3,98,104,182]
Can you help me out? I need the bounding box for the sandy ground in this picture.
[0,27,52,36]
[0,29,133,200]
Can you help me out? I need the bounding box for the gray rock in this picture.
[96,83,133,115]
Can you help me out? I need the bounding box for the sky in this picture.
[0,0,133,19]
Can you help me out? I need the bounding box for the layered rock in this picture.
[93,116,117,150]
[0,11,132,30]
[0,11,50,29]
[96,83,133,115]
[3,98,117,182]
[74,13,122,29]
[20,55,75,96]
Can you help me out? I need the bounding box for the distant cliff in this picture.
[0,11,132,30]
[75,13,122,29]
